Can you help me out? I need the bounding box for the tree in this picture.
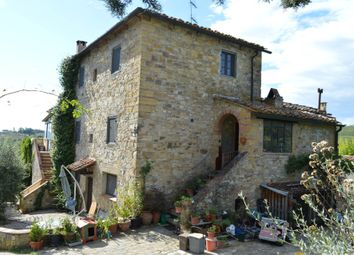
[0,140,24,222]
[102,0,311,18]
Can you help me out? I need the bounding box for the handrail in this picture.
[260,183,289,197]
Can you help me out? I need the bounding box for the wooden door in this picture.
[86,177,93,210]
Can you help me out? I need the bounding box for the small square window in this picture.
[89,134,93,143]
[93,69,97,82]
[106,173,117,196]
[220,51,236,77]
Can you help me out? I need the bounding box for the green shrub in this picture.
[285,154,309,174]
[29,222,45,242]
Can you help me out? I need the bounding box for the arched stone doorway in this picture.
[215,114,239,170]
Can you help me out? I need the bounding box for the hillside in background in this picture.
[0,128,44,144]
[339,125,354,138]
[339,125,354,155]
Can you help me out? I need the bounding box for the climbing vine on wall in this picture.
[51,56,79,209]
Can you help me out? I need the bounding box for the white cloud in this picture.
[210,0,354,122]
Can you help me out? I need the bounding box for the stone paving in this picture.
[1,226,300,255]
[3,207,68,230]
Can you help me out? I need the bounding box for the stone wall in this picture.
[136,17,263,205]
[0,228,29,250]
[75,18,143,211]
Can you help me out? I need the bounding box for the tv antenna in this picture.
[190,0,197,24]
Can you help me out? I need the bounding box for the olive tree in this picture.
[0,140,24,222]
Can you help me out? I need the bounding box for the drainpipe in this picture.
[250,51,258,102]
[335,124,345,154]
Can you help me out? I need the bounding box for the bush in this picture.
[285,154,309,174]
[29,222,45,242]
[0,140,24,221]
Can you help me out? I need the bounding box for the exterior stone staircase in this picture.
[19,139,54,213]
[193,152,248,211]
[40,151,53,180]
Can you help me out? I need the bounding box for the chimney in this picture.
[76,40,87,53]
[265,88,283,108]
[317,88,323,111]
[320,102,327,113]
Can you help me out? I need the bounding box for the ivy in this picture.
[285,154,310,174]
[50,56,79,209]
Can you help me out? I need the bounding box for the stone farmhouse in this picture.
[70,8,341,212]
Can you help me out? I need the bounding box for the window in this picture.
[89,134,93,143]
[111,46,121,73]
[93,68,97,82]
[263,120,292,153]
[79,66,85,87]
[106,117,117,143]
[75,120,81,144]
[106,173,117,196]
[220,51,236,77]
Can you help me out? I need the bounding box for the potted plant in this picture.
[205,207,217,222]
[29,222,45,250]
[128,182,143,229]
[191,211,200,225]
[174,200,182,214]
[180,196,193,207]
[61,217,78,244]
[207,225,217,239]
[107,209,119,235]
[205,237,217,252]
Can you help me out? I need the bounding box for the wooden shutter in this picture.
[111,47,121,73]
[79,66,85,87]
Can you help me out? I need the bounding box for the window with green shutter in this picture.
[263,120,292,153]
[111,46,121,73]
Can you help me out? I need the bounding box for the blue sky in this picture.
[0,0,353,130]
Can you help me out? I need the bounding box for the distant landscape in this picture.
[339,125,354,155]
[0,128,44,145]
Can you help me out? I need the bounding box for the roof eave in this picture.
[76,8,271,58]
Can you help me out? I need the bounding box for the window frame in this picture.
[78,66,85,87]
[106,116,117,144]
[75,120,81,144]
[111,46,121,74]
[105,173,117,197]
[92,68,97,82]
[263,119,292,153]
[220,50,236,77]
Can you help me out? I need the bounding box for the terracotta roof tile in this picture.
[67,157,96,172]
[77,8,270,58]
[214,94,339,124]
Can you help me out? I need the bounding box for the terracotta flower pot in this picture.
[29,240,44,250]
[207,231,216,239]
[205,238,217,252]
[175,206,183,214]
[191,216,200,225]
[109,224,118,234]
[142,211,153,225]
[118,220,131,232]
[152,211,161,224]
